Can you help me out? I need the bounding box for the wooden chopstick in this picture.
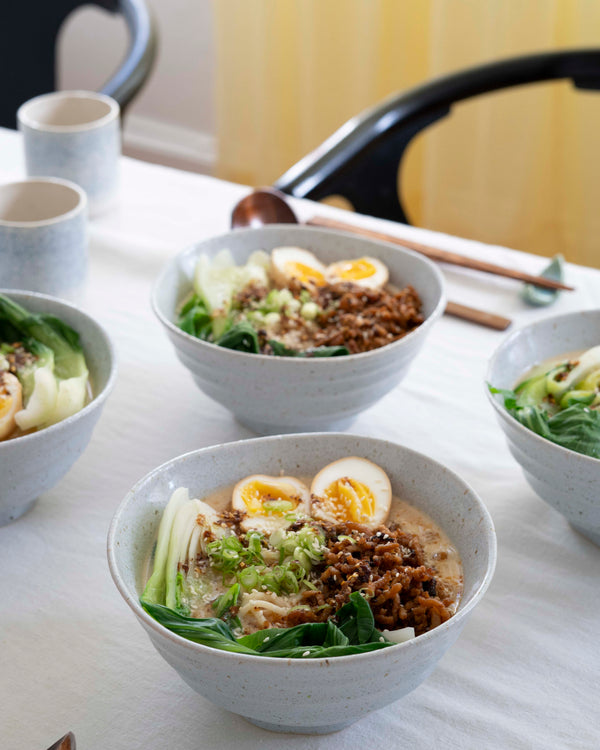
[307,216,573,292]
[445,301,511,330]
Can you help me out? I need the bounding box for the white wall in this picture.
[58,0,216,171]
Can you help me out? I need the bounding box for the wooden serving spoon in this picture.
[231,189,512,330]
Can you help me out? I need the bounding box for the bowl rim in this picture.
[485,307,600,466]
[107,432,497,667]
[0,288,118,447]
[17,90,120,134]
[151,224,447,365]
[0,177,87,228]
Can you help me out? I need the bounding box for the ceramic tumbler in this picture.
[0,178,88,299]
[18,90,120,216]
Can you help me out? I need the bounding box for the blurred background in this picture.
[58,0,600,266]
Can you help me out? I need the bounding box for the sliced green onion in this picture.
[238,567,260,590]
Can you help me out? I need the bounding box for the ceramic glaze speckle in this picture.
[152,225,446,434]
[18,91,120,216]
[107,433,496,734]
[486,309,600,546]
[0,290,117,525]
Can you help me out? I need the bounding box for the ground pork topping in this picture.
[281,520,453,635]
[3,344,37,375]
[231,279,423,355]
[313,283,423,353]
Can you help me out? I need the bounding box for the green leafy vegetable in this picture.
[0,294,91,433]
[0,294,87,379]
[177,295,212,340]
[212,583,241,618]
[141,592,392,659]
[490,383,600,459]
[216,322,259,353]
[337,590,377,644]
[268,340,349,358]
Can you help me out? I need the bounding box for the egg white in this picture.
[310,457,392,527]
[270,247,327,288]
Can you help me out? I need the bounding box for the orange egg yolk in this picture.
[285,261,325,286]
[333,258,376,281]
[240,480,300,516]
[320,477,375,522]
[0,392,13,418]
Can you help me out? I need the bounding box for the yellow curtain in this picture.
[214,0,600,267]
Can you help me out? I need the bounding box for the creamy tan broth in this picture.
[146,476,464,625]
[387,497,463,614]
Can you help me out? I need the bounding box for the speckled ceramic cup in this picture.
[0,290,117,525]
[18,90,120,216]
[108,433,496,734]
[152,225,446,434]
[0,178,87,299]
[487,309,600,547]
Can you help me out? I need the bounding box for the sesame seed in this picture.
[302,650,310,657]
[263,636,270,642]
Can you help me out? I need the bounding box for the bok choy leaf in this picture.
[490,384,600,459]
[141,592,393,659]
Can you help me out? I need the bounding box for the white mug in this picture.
[0,178,88,299]
[18,90,120,217]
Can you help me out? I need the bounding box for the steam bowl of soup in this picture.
[151,225,445,435]
[487,308,600,546]
[108,433,496,734]
[0,289,116,524]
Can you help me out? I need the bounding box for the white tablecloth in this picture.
[1,128,598,750]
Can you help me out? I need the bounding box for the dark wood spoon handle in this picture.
[46,732,75,750]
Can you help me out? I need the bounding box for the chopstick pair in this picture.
[307,216,573,331]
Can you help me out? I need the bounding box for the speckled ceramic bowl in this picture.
[152,225,445,434]
[487,309,600,546]
[0,290,117,525]
[108,433,496,734]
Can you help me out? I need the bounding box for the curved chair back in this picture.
[275,49,600,224]
[0,0,156,129]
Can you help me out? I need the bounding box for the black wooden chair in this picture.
[1,0,157,129]
[274,49,600,225]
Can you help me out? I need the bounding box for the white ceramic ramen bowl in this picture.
[487,309,600,546]
[0,290,117,525]
[108,433,496,734]
[152,225,445,435]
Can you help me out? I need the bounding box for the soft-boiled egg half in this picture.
[310,457,392,527]
[325,256,389,290]
[0,372,23,441]
[270,247,327,288]
[232,474,310,532]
